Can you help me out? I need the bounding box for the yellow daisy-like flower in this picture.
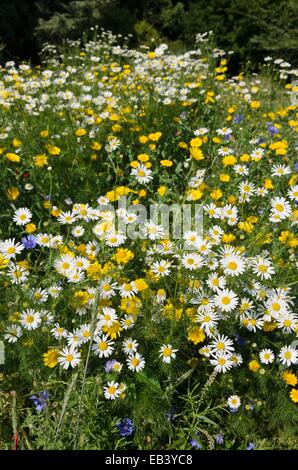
[160,159,173,167]
[187,326,205,345]
[283,371,298,387]
[290,389,298,404]
[248,360,261,372]
[43,349,59,368]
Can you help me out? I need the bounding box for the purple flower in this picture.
[215,433,224,445]
[29,391,50,412]
[105,359,117,372]
[246,442,255,450]
[190,432,201,449]
[190,438,201,449]
[233,114,244,124]
[294,162,298,172]
[21,235,37,249]
[116,418,134,437]
[266,123,279,135]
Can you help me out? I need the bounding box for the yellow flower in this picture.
[91,141,102,150]
[290,389,298,404]
[113,248,134,264]
[240,153,250,162]
[134,278,149,291]
[160,159,173,167]
[148,52,156,59]
[137,153,150,162]
[40,130,49,137]
[222,233,236,243]
[148,132,162,141]
[6,187,20,200]
[187,326,205,345]
[25,223,36,233]
[190,146,204,160]
[139,135,148,144]
[46,144,61,155]
[210,189,223,200]
[6,152,21,162]
[187,189,203,201]
[157,185,167,196]
[264,179,273,189]
[178,141,188,148]
[0,254,9,269]
[222,155,237,166]
[75,128,87,137]
[248,360,261,372]
[250,100,260,109]
[12,138,22,148]
[138,189,147,198]
[105,321,122,339]
[34,154,48,167]
[43,349,59,368]
[219,174,230,182]
[282,371,298,387]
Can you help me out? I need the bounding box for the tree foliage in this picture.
[0,0,297,68]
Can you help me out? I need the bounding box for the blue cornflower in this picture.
[29,391,50,412]
[116,418,134,437]
[266,123,279,134]
[233,114,244,123]
[21,235,37,249]
[294,162,298,172]
[246,442,255,450]
[215,433,224,445]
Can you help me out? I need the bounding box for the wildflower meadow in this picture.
[0,30,298,451]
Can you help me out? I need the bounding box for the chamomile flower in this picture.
[126,352,145,372]
[0,238,24,259]
[13,207,32,226]
[259,349,275,364]
[143,221,165,240]
[227,395,241,411]
[105,231,126,247]
[123,338,139,355]
[279,346,298,367]
[131,164,153,184]
[210,352,234,373]
[151,260,172,276]
[214,289,238,313]
[4,325,22,343]
[20,309,41,330]
[209,335,235,355]
[7,265,28,284]
[119,282,138,298]
[221,255,245,277]
[104,381,121,400]
[270,197,292,221]
[252,257,275,280]
[98,307,118,328]
[271,164,291,177]
[71,225,85,237]
[159,344,178,363]
[181,253,204,270]
[58,347,81,369]
[196,310,219,336]
[92,334,115,358]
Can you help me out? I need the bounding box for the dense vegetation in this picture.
[0,30,298,450]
